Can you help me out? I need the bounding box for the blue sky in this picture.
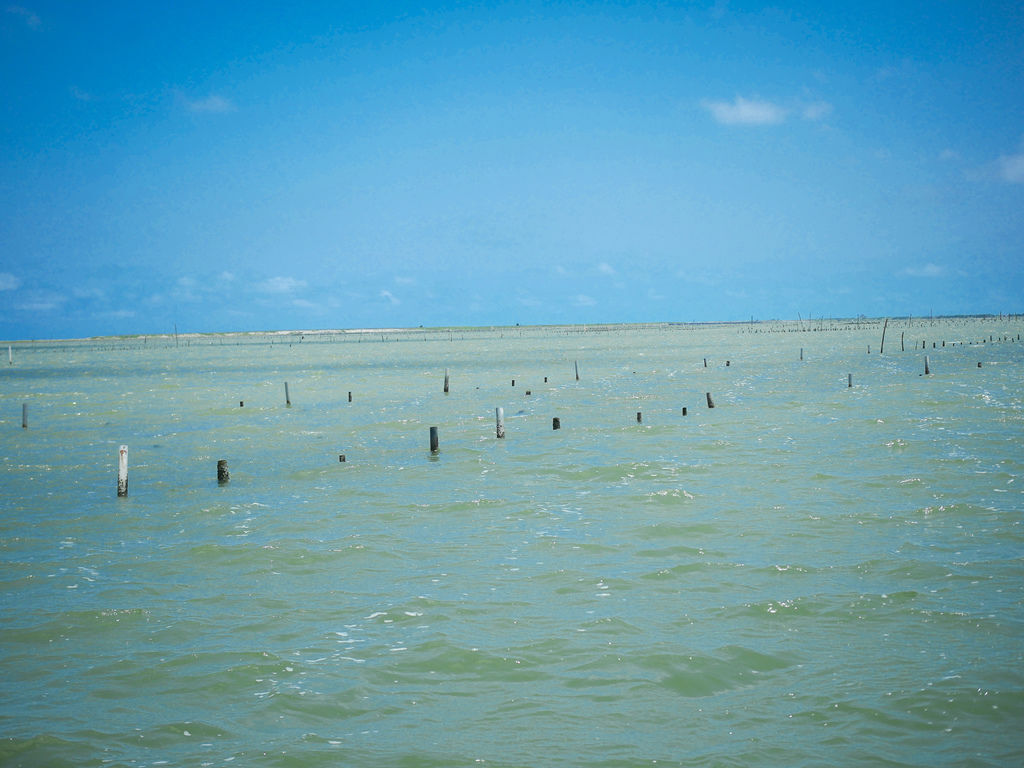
[2,1,1022,339]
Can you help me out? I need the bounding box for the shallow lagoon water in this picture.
[1,319,1023,767]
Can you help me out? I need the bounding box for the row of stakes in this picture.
[113,394,711,498]
[9,353,998,497]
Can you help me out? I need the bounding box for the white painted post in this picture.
[117,445,128,497]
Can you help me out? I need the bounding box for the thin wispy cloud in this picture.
[574,294,596,307]
[6,5,41,28]
[597,262,616,276]
[257,276,306,294]
[380,289,400,306]
[900,263,946,278]
[187,95,235,114]
[72,286,105,300]
[0,272,21,291]
[997,142,1024,183]
[801,101,832,121]
[703,96,786,125]
[16,291,65,312]
[70,86,93,102]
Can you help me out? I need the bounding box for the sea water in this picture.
[1,319,1022,767]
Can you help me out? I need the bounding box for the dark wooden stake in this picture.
[217,460,229,485]
[429,426,439,453]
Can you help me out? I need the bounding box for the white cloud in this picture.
[703,96,786,125]
[900,263,946,278]
[801,101,832,121]
[998,147,1024,184]
[220,271,235,282]
[394,276,415,285]
[597,262,616,276]
[292,298,317,310]
[187,95,235,114]
[573,294,596,307]
[0,272,21,291]
[6,5,41,28]
[380,289,400,305]
[257,276,306,294]
[177,276,197,288]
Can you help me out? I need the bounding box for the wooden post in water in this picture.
[848,373,852,388]
[348,391,352,402]
[7,345,10,364]
[496,408,505,439]
[338,454,346,462]
[575,360,579,381]
[978,362,982,368]
[924,356,930,375]
[682,407,687,416]
[552,417,561,430]
[443,368,449,394]
[21,403,27,428]
[636,411,642,423]
[704,358,707,367]
[901,332,904,352]
[706,392,715,408]
[800,348,803,361]
[239,401,244,407]
[880,317,889,354]
[429,426,439,453]
[117,445,128,497]
[284,382,291,406]
[217,460,229,485]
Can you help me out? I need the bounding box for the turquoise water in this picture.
[2,319,1023,767]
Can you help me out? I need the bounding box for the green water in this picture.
[1,319,1023,766]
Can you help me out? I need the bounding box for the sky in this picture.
[1,1,1023,339]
